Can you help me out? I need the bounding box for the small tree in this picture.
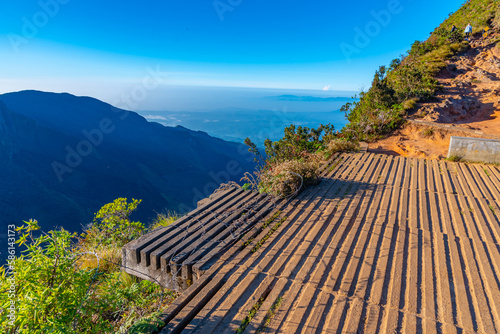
[82,198,144,248]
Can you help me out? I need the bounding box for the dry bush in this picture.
[402,98,418,110]
[321,138,360,160]
[77,245,122,273]
[259,158,320,198]
[420,127,435,138]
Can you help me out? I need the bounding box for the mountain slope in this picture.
[370,21,500,158]
[339,0,500,157]
[0,91,255,235]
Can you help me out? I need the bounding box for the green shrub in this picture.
[434,27,464,43]
[82,198,144,249]
[261,124,335,163]
[149,212,179,231]
[446,155,463,162]
[244,124,357,197]
[0,201,178,333]
[402,98,418,110]
[0,220,97,333]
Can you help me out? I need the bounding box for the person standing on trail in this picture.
[464,23,473,40]
[451,25,457,33]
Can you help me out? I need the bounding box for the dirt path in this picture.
[408,119,500,139]
[370,31,500,159]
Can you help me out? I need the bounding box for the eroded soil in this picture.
[370,30,500,158]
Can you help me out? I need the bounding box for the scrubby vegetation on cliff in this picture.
[244,124,359,198]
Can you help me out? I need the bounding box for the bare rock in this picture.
[437,96,481,121]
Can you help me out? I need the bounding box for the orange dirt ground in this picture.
[370,32,500,159]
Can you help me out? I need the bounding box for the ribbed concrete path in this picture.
[158,153,500,333]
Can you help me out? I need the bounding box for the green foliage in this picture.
[0,220,95,333]
[446,155,463,162]
[341,92,408,142]
[244,124,358,197]
[261,124,335,163]
[244,137,265,165]
[434,27,464,44]
[257,295,284,333]
[149,212,179,231]
[236,297,265,334]
[251,216,287,253]
[340,63,414,141]
[322,138,360,160]
[435,0,498,35]
[489,204,497,216]
[83,198,144,248]
[262,211,282,229]
[0,200,178,334]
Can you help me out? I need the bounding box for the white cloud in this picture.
[322,85,332,91]
[144,115,168,121]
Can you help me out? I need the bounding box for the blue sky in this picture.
[0,0,463,106]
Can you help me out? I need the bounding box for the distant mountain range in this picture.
[0,91,256,256]
[264,95,353,102]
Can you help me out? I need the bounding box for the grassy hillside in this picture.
[436,0,500,33]
[340,0,500,142]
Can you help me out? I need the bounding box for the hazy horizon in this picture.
[134,86,352,145]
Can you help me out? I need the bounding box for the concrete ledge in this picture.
[121,186,275,291]
[448,136,500,163]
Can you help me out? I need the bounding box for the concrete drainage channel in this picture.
[121,154,338,291]
[448,136,500,163]
[124,153,500,333]
[121,187,279,290]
